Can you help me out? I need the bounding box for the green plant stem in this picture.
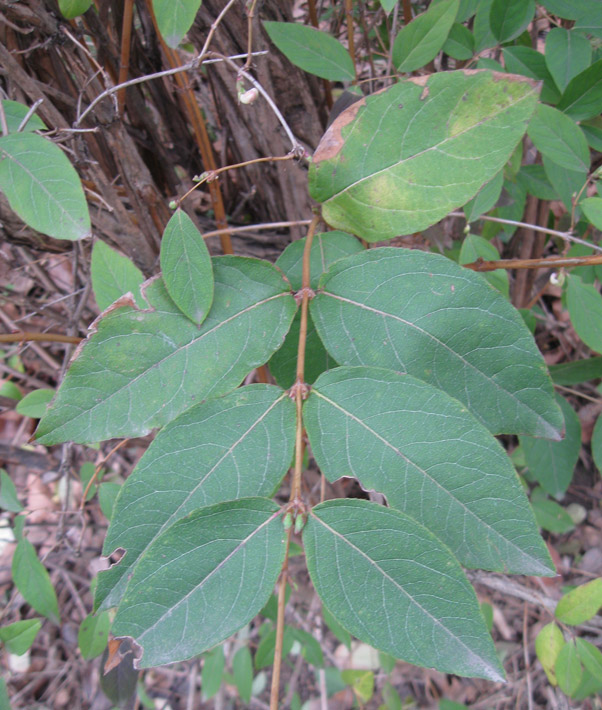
[269,214,319,710]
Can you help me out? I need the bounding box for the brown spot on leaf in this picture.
[313,97,366,163]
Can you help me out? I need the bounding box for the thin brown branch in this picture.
[0,332,82,345]
[345,0,358,83]
[243,0,259,72]
[269,527,293,710]
[463,254,602,272]
[117,0,135,112]
[402,0,413,24]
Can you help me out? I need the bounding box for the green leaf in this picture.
[567,273,602,353]
[463,170,504,223]
[527,104,590,173]
[460,234,509,297]
[549,356,602,385]
[392,0,459,72]
[91,241,145,311]
[574,4,602,38]
[58,0,92,18]
[582,117,602,151]
[112,498,286,667]
[305,367,553,575]
[576,638,602,681]
[592,414,602,472]
[520,394,580,497]
[232,646,253,702]
[489,0,534,43]
[474,0,496,52]
[531,498,575,534]
[12,538,60,624]
[535,622,564,685]
[36,257,296,444]
[98,481,120,520]
[341,670,374,703]
[0,100,46,133]
[542,156,586,212]
[555,578,602,625]
[310,248,562,438]
[0,679,9,710]
[540,0,592,20]
[380,0,398,14]
[443,23,475,61]
[309,70,539,242]
[516,164,557,201]
[555,640,583,696]
[545,29,592,92]
[15,389,54,419]
[0,470,23,513]
[304,499,504,680]
[263,22,355,81]
[96,385,294,610]
[502,46,560,103]
[0,619,41,655]
[557,59,602,121]
[581,196,602,230]
[152,0,202,48]
[78,612,110,659]
[0,133,90,241]
[323,604,352,649]
[201,646,225,700]
[160,209,213,325]
[255,626,295,669]
[293,628,324,668]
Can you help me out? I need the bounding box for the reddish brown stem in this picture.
[117,0,135,112]
[464,254,602,272]
[0,332,81,345]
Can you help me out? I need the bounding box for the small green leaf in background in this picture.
[520,394,581,497]
[443,23,475,61]
[160,209,213,325]
[550,356,602,385]
[459,233,509,297]
[474,0,496,52]
[58,0,92,18]
[0,470,23,513]
[232,646,253,703]
[0,619,42,655]
[545,28,592,92]
[0,100,46,133]
[12,538,60,624]
[555,578,602,625]
[152,0,202,48]
[489,0,535,43]
[527,104,590,174]
[78,612,110,659]
[91,240,145,311]
[542,156,586,213]
[323,604,352,649]
[516,164,558,201]
[381,681,403,710]
[439,701,469,710]
[576,638,602,681]
[0,133,91,241]
[98,481,120,520]
[255,626,295,669]
[581,197,602,230]
[0,381,21,401]
[263,22,355,81]
[567,273,602,353]
[15,389,54,419]
[379,0,398,14]
[531,496,575,534]
[293,628,324,668]
[393,0,459,73]
[341,670,374,704]
[201,645,225,700]
[480,602,494,633]
[535,622,565,685]
[557,59,602,121]
[463,169,504,223]
[79,461,103,501]
[592,414,602,472]
[555,640,583,696]
[582,117,602,151]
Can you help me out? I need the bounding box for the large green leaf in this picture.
[527,105,590,173]
[310,248,562,438]
[263,22,355,81]
[112,498,286,667]
[392,0,459,73]
[96,385,294,610]
[304,367,553,575]
[0,133,90,241]
[160,209,213,325]
[557,59,602,121]
[545,29,592,92]
[36,257,296,444]
[308,70,539,242]
[152,0,202,48]
[520,394,581,497]
[91,241,145,311]
[303,499,504,680]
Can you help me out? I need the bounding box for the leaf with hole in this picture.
[0,133,90,241]
[310,248,562,438]
[112,498,286,667]
[303,499,504,680]
[36,257,296,445]
[95,385,294,611]
[263,22,355,81]
[309,70,539,242]
[304,366,553,574]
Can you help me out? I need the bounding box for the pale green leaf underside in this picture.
[263,22,355,82]
[160,209,214,325]
[96,385,295,611]
[1,100,47,133]
[152,0,202,47]
[91,240,145,311]
[0,132,90,241]
[304,500,504,680]
[36,257,296,444]
[112,498,286,667]
[305,367,554,575]
[308,70,539,242]
[310,248,562,439]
